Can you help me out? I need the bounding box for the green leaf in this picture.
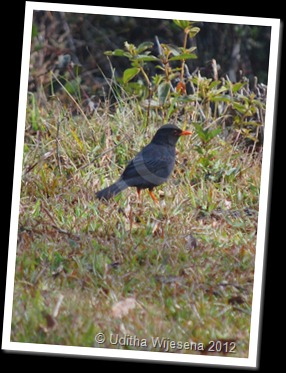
[194,124,221,143]
[232,82,246,93]
[158,82,171,106]
[32,199,41,218]
[123,67,140,83]
[209,94,232,103]
[225,167,239,176]
[32,24,38,38]
[124,41,135,52]
[141,99,161,108]
[212,86,229,95]
[194,124,207,141]
[104,49,131,58]
[252,99,266,109]
[173,19,191,30]
[236,94,250,104]
[188,26,200,38]
[233,102,248,113]
[240,121,262,126]
[65,77,81,95]
[206,128,222,141]
[163,44,181,56]
[194,145,204,155]
[166,95,179,120]
[169,53,197,61]
[177,95,201,103]
[134,55,159,62]
[155,65,165,72]
[152,74,164,85]
[137,41,154,53]
[209,81,221,89]
[187,46,197,53]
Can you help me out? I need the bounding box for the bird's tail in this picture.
[96,179,128,200]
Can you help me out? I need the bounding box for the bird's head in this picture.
[152,124,192,146]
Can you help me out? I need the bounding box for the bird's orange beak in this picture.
[180,130,192,136]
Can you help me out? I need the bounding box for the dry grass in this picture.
[11,91,261,358]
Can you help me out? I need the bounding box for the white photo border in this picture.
[2,2,281,369]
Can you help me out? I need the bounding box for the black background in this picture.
[1,1,284,371]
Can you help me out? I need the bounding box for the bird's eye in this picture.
[173,130,180,136]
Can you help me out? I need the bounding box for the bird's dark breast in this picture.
[121,144,176,189]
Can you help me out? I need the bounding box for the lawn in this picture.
[11,89,261,358]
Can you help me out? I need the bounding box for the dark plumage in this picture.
[96,124,192,202]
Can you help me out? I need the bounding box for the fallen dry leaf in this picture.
[228,295,245,305]
[185,233,198,250]
[224,199,232,210]
[111,297,136,318]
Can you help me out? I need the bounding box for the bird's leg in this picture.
[128,203,133,233]
[136,188,143,206]
[136,188,145,218]
[148,189,159,204]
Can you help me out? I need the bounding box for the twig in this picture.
[56,118,62,175]
[51,71,91,127]
[76,132,133,172]
[53,294,64,318]
[155,35,175,93]
[191,304,204,324]
[41,205,79,237]
[42,205,59,228]
[33,266,48,285]
[59,12,77,54]
[50,225,77,236]
[23,151,54,176]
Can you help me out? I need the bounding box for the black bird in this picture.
[96,124,192,202]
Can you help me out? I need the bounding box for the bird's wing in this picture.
[122,144,175,184]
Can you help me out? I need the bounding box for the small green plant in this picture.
[104,20,265,152]
[105,20,199,124]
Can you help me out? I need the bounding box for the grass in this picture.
[11,87,261,359]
